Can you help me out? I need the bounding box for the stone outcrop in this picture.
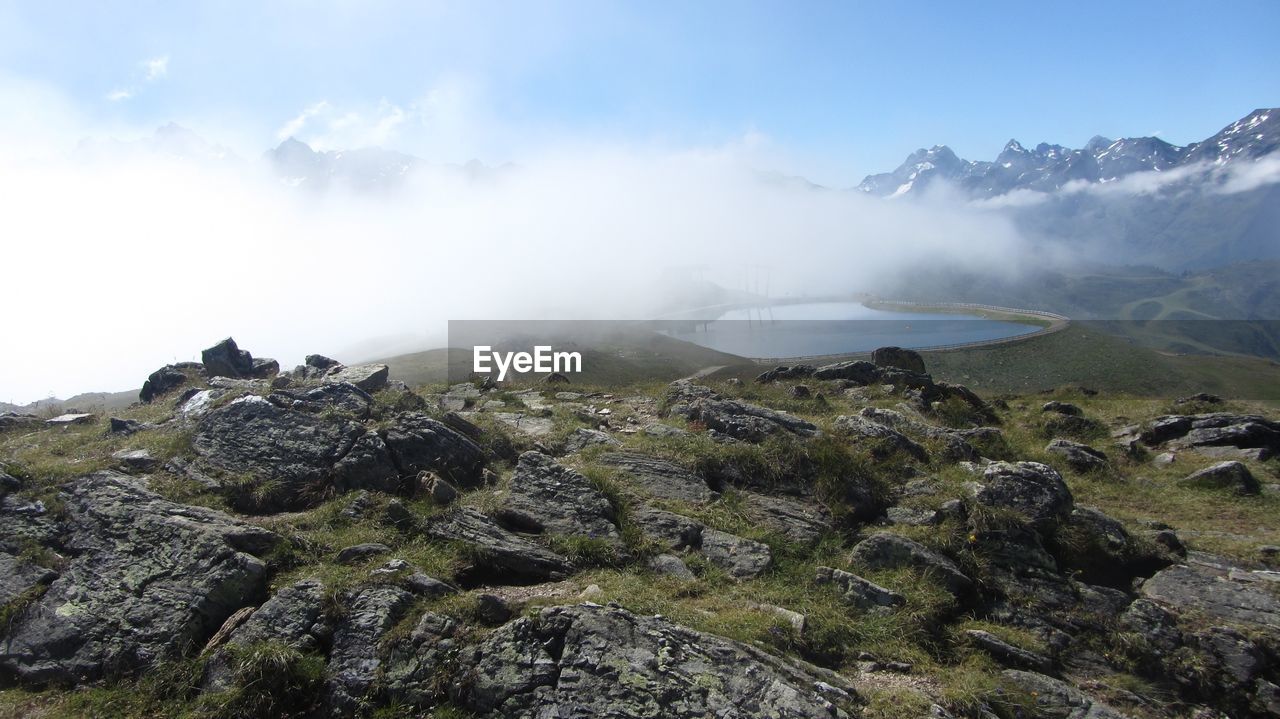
[496,452,621,545]
[0,471,279,684]
[455,604,855,718]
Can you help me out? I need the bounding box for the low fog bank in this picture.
[0,134,1051,403]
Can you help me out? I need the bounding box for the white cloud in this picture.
[106,88,134,102]
[143,55,169,82]
[276,100,331,140]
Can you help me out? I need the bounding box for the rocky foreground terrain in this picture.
[1,338,1279,718]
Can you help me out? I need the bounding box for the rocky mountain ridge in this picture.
[857,108,1277,199]
[2,338,1279,717]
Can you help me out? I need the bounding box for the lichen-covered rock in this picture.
[325,586,415,714]
[496,452,620,544]
[0,471,279,684]
[597,452,718,503]
[193,395,399,511]
[426,507,574,585]
[455,604,855,718]
[630,506,703,550]
[379,612,464,708]
[975,461,1073,532]
[139,361,205,403]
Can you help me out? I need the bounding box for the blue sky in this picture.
[2,0,1278,186]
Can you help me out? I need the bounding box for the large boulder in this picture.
[139,361,207,403]
[193,395,400,511]
[871,346,926,374]
[1140,413,1280,460]
[496,452,621,544]
[381,413,487,489]
[1179,461,1261,494]
[0,471,279,684]
[850,532,973,596]
[201,337,256,379]
[455,604,855,718]
[597,452,718,503]
[974,461,1073,532]
[290,354,388,393]
[426,508,574,585]
[1141,564,1280,629]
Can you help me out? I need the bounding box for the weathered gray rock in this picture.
[975,461,1073,532]
[649,553,696,580]
[323,364,390,393]
[139,362,205,403]
[872,346,926,374]
[325,586,415,714]
[812,361,883,384]
[598,452,718,503]
[194,395,399,511]
[700,528,772,579]
[0,471,279,684]
[1141,564,1280,629]
[965,630,1052,672]
[379,612,463,708]
[885,506,940,526]
[202,579,328,691]
[45,413,94,426]
[111,448,156,472]
[107,417,149,435]
[743,492,832,545]
[336,543,392,564]
[456,604,855,718]
[0,411,42,431]
[1180,461,1260,494]
[1054,507,1173,585]
[631,506,703,550]
[202,337,255,379]
[1001,670,1132,718]
[850,532,972,596]
[1141,413,1280,460]
[1045,439,1109,473]
[382,413,486,489]
[667,383,819,442]
[858,406,980,461]
[0,553,56,609]
[755,365,817,383]
[267,381,374,419]
[835,414,928,461]
[497,452,620,544]
[814,566,904,611]
[426,507,573,585]
[562,427,620,453]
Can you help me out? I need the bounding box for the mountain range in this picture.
[857,108,1278,199]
